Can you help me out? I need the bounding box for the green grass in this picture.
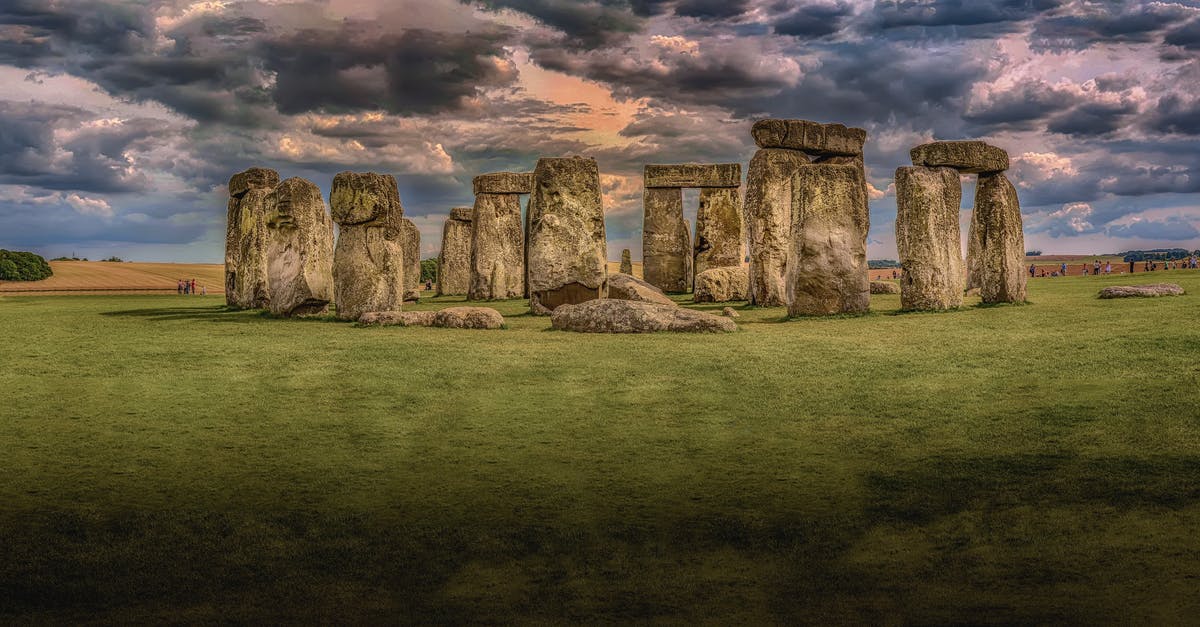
[2,272,1200,623]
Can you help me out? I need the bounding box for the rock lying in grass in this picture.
[551,299,735,333]
[722,307,739,318]
[694,266,749,303]
[870,280,900,294]
[1099,284,1184,299]
[607,273,675,305]
[358,307,504,329]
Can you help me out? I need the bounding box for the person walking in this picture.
[201,285,207,296]
[1094,260,1101,275]
[1029,264,1036,278]
[190,278,197,294]
[1105,261,1112,275]
[1060,262,1067,276]
[177,279,183,294]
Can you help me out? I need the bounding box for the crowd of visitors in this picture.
[177,278,205,295]
[1027,255,1199,278]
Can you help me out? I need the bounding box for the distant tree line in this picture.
[420,258,438,283]
[1025,250,1043,256]
[1118,248,1199,262]
[867,259,901,269]
[0,250,53,281]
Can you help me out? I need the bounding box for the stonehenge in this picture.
[694,267,749,303]
[898,140,1025,306]
[437,207,472,296]
[607,272,675,305]
[225,167,278,309]
[550,299,736,333]
[469,174,528,300]
[359,306,505,329]
[400,218,421,301]
[786,164,870,316]
[641,162,742,296]
[526,157,608,314]
[263,177,335,317]
[745,120,868,310]
[619,249,633,275]
[329,171,406,320]
[895,166,964,310]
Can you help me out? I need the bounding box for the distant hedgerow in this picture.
[0,250,53,281]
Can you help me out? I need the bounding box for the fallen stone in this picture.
[400,218,421,301]
[526,156,608,313]
[642,187,692,293]
[550,299,736,333]
[911,140,1009,174]
[870,280,900,294]
[751,119,866,156]
[432,306,505,329]
[644,163,741,188]
[745,148,809,306]
[330,171,406,320]
[264,177,335,317]
[619,248,632,275]
[225,167,278,309]
[469,192,524,300]
[895,166,965,310]
[694,187,743,279]
[694,266,749,303]
[974,172,1026,304]
[607,273,675,305]
[722,307,740,318]
[472,172,533,195]
[358,310,436,326]
[437,207,473,296]
[1099,284,1184,298]
[786,164,870,316]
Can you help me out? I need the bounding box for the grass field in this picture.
[2,271,1199,623]
[0,261,225,294]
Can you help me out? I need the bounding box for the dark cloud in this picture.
[467,0,644,47]
[1030,2,1190,50]
[1108,216,1200,239]
[1163,17,1200,49]
[1046,99,1140,137]
[773,1,854,38]
[674,0,752,20]
[872,0,1062,30]
[1148,94,1200,134]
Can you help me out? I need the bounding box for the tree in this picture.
[0,250,53,281]
[420,258,438,283]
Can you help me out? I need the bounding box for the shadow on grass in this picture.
[100,306,348,324]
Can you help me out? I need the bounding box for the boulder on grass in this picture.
[359,311,436,326]
[694,266,749,303]
[551,299,736,333]
[359,307,504,328]
[607,273,675,305]
[1099,284,1184,298]
[870,280,901,294]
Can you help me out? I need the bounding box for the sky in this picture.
[1,0,1199,263]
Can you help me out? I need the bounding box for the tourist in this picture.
[1130,260,1135,273]
[1060,262,1067,276]
[177,279,184,294]
[1029,264,1036,277]
[191,278,197,294]
[201,285,207,296]
[1094,260,1101,275]
[183,280,189,295]
[1105,262,1112,275]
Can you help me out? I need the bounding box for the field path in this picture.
[0,261,224,294]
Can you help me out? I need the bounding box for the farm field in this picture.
[2,272,1199,623]
[0,261,225,294]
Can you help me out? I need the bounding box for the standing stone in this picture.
[745,148,809,306]
[329,171,405,320]
[974,172,1026,304]
[694,266,749,303]
[642,187,691,293]
[526,156,608,314]
[469,193,524,300]
[264,177,334,317]
[694,187,743,279]
[400,218,421,301]
[965,208,983,291]
[619,249,633,275]
[895,166,964,310]
[473,172,533,195]
[225,167,279,309]
[786,164,869,316]
[437,207,473,296]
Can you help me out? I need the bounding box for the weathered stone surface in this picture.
[359,310,436,326]
[694,187,743,279]
[330,172,405,320]
[722,306,739,317]
[642,187,692,293]
[432,306,505,329]
[526,156,608,314]
[225,167,278,309]
[437,207,473,296]
[644,163,741,188]
[694,266,749,303]
[619,249,632,275]
[264,177,335,316]
[1099,283,1184,298]
[469,193,524,300]
[911,141,1009,174]
[472,172,533,195]
[752,119,866,156]
[870,280,901,294]
[358,307,504,328]
[400,218,421,301]
[745,148,810,306]
[965,207,983,291]
[228,167,280,200]
[974,172,1026,304]
[895,166,965,311]
[550,299,736,333]
[607,272,675,305]
[786,164,870,316]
